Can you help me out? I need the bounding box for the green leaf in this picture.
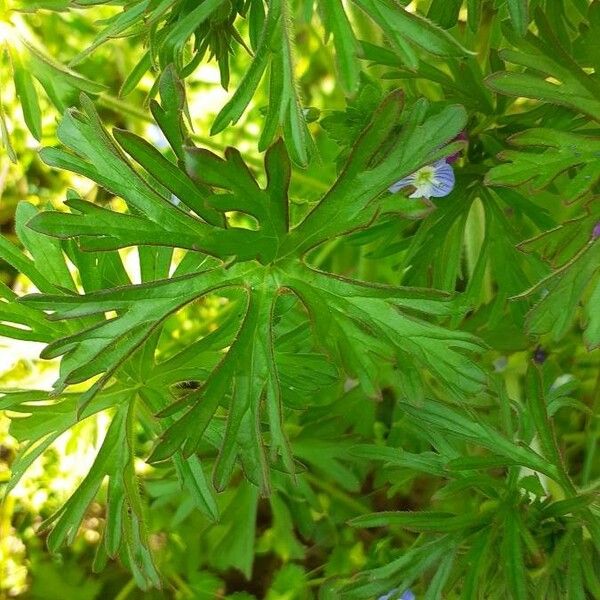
[149,64,189,160]
[295,435,362,492]
[19,90,485,501]
[16,201,75,291]
[485,128,600,201]
[212,0,313,166]
[424,548,455,600]
[285,95,468,254]
[501,506,528,600]
[69,1,151,67]
[114,128,223,226]
[37,101,264,261]
[42,404,158,583]
[486,14,600,121]
[343,537,454,599]
[0,227,63,294]
[285,267,485,399]
[507,0,529,36]
[427,0,462,29]
[12,48,42,140]
[515,239,600,348]
[351,444,447,476]
[204,481,259,578]
[0,86,17,162]
[22,37,105,111]
[353,0,472,63]
[460,529,493,599]
[318,0,361,92]
[351,510,485,532]
[518,205,600,267]
[540,494,598,521]
[525,365,569,478]
[119,50,152,97]
[210,2,279,134]
[6,386,165,588]
[158,0,228,66]
[399,400,563,484]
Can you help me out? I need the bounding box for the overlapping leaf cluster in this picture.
[0,0,599,598]
[53,0,475,165]
[1,62,486,584]
[0,0,103,158]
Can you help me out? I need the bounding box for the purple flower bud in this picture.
[446,131,468,164]
[593,221,600,240]
[533,346,547,364]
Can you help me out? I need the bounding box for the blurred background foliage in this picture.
[0,0,598,598]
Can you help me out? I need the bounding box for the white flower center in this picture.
[413,165,439,187]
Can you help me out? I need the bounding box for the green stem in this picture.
[582,368,600,485]
[113,578,136,600]
[303,472,371,515]
[477,2,495,67]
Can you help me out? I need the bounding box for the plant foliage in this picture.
[0,0,599,598]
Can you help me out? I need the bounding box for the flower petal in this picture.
[388,175,414,194]
[428,160,455,198]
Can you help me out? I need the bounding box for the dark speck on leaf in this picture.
[533,346,547,364]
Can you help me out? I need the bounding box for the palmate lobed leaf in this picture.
[0,68,482,586]
[518,205,600,267]
[14,83,485,503]
[515,203,600,348]
[515,237,600,349]
[486,9,600,122]
[485,128,600,201]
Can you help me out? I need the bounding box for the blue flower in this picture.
[378,589,416,600]
[389,159,455,200]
